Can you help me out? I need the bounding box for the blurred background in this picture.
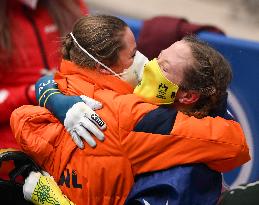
[85,0,259,41]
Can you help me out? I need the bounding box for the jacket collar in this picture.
[55,60,133,96]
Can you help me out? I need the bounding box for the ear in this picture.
[177,90,200,105]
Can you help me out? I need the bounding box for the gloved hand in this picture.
[64,96,106,148]
[23,171,75,205]
[35,75,106,148]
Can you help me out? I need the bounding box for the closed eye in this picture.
[160,62,169,73]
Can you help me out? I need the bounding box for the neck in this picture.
[174,101,200,117]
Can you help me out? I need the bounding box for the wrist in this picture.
[35,74,58,105]
[39,88,61,107]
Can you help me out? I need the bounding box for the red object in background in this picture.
[0,0,87,149]
[137,16,224,59]
[0,160,15,180]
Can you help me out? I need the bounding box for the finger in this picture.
[83,107,106,130]
[90,113,106,130]
[80,95,102,110]
[70,130,84,149]
[75,125,97,148]
[80,119,104,141]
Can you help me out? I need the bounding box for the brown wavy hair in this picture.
[180,35,232,118]
[61,15,128,69]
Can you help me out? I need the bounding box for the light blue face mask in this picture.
[70,32,148,87]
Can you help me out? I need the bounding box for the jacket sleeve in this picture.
[118,98,250,175]
[172,114,250,172]
[10,105,66,174]
[0,85,36,123]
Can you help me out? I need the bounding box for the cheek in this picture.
[163,71,177,84]
[123,58,134,70]
[113,57,134,73]
[167,69,184,86]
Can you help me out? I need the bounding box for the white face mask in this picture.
[19,0,39,10]
[119,51,149,87]
[70,32,149,87]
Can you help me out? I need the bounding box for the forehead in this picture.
[122,27,136,51]
[161,40,193,74]
[162,40,192,64]
[158,40,193,85]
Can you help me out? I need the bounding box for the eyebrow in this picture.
[161,58,171,65]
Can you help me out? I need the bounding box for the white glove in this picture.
[64,95,106,149]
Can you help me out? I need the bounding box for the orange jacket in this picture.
[10,60,250,205]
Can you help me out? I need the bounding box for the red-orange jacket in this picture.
[10,60,250,205]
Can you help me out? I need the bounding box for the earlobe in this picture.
[99,69,110,75]
[178,98,184,103]
[178,91,200,105]
[96,64,110,75]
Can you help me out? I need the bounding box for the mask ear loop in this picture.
[69,32,120,77]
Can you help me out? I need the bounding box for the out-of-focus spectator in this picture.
[0,0,87,149]
[0,0,87,182]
